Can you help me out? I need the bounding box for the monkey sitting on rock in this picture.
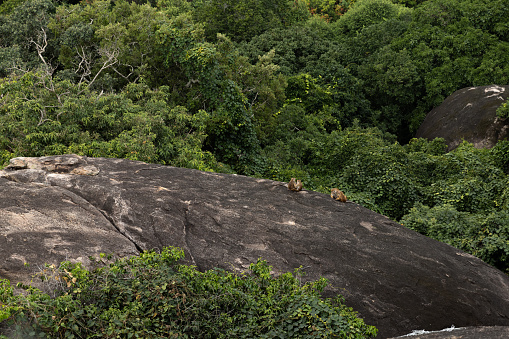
[331,188,347,202]
[288,178,303,192]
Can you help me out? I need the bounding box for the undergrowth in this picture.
[0,247,377,338]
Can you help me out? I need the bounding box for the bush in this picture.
[496,98,509,120]
[341,144,418,220]
[0,247,377,338]
[401,204,509,273]
[337,0,409,34]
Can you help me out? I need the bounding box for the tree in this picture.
[48,0,168,91]
[0,0,27,15]
[0,74,219,171]
[239,24,337,76]
[340,142,418,219]
[335,0,410,35]
[0,0,56,77]
[156,18,265,174]
[193,0,309,42]
[305,0,353,21]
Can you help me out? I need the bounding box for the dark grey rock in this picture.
[415,85,509,151]
[390,326,509,339]
[2,155,509,338]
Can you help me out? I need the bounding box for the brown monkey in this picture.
[288,178,297,190]
[331,188,347,202]
[288,178,303,191]
[295,179,303,191]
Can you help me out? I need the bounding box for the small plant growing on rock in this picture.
[0,247,377,338]
[496,99,509,120]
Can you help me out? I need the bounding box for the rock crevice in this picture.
[1,155,144,254]
[182,205,197,266]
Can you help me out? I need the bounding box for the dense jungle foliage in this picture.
[0,0,508,333]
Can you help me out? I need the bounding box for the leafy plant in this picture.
[192,0,309,42]
[0,247,377,338]
[0,74,220,171]
[401,204,509,273]
[336,0,409,34]
[496,98,509,120]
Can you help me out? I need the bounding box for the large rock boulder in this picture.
[415,85,509,151]
[2,155,509,338]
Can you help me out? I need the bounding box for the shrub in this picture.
[401,204,509,273]
[496,99,509,120]
[0,247,377,338]
[337,0,409,34]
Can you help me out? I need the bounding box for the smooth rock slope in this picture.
[1,155,509,338]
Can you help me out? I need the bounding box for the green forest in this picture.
[1,0,509,271]
[0,0,509,336]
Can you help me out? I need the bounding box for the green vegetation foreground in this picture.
[0,247,378,338]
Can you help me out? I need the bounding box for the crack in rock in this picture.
[0,160,143,254]
[182,204,197,266]
[92,204,144,254]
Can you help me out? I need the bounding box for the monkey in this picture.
[288,178,303,192]
[295,179,303,191]
[288,177,297,190]
[331,188,347,202]
[288,178,303,191]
